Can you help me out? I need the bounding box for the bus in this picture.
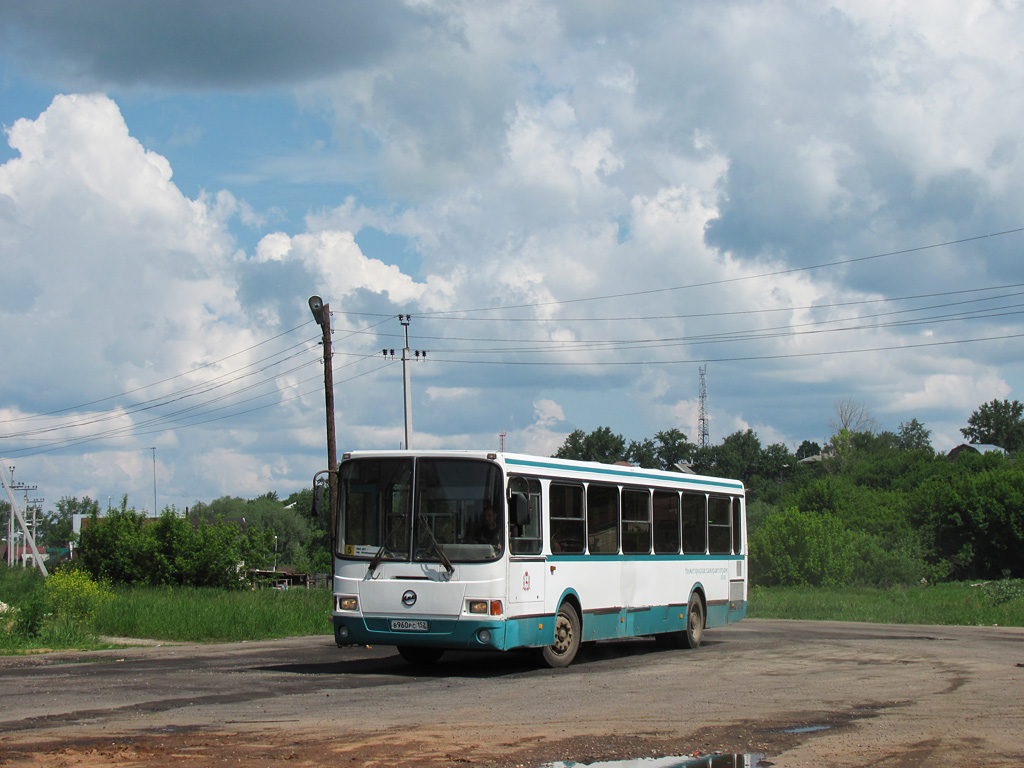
[330,450,746,667]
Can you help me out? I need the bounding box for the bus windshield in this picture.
[339,457,504,563]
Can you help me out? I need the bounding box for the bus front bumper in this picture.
[334,614,507,650]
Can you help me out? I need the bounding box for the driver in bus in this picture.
[472,505,502,550]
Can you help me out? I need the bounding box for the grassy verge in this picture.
[93,585,334,642]
[5,570,1023,655]
[748,580,1024,627]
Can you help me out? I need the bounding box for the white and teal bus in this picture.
[331,450,746,667]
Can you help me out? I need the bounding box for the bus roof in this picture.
[340,450,745,494]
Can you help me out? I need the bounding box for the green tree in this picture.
[713,429,763,483]
[39,496,99,549]
[553,426,627,464]
[284,487,331,573]
[78,499,151,585]
[961,399,1024,451]
[553,429,587,461]
[78,499,271,588]
[795,440,821,460]
[625,437,658,468]
[910,453,1024,579]
[191,493,310,570]
[897,419,933,452]
[654,428,696,470]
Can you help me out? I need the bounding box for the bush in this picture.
[979,579,1024,606]
[79,506,272,588]
[749,506,855,587]
[0,563,47,637]
[46,566,112,624]
[848,531,927,587]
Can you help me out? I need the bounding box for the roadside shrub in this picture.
[79,506,272,589]
[749,506,855,587]
[0,563,48,637]
[979,579,1024,606]
[848,531,927,587]
[46,566,112,624]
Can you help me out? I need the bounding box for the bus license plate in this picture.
[391,619,429,632]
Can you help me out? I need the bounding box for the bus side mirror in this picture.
[311,472,330,520]
[511,493,530,526]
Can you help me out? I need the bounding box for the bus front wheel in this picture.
[541,602,581,668]
[397,645,445,665]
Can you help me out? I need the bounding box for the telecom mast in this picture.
[697,365,710,449]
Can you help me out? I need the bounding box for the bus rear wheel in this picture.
[683,593,704,649]
[656,593,704,650]
[397,645,445,665]
[541,602,581,668]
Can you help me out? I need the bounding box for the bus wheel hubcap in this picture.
[554,615,571,653]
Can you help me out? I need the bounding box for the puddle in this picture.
[540,754,766,768]
[782,725,830,734]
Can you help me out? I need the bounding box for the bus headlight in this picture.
[336,595,358,612]
[467,599,502,616]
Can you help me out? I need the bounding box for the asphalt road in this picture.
[0,619,1022,767]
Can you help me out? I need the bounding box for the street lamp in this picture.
[309,296,338,553]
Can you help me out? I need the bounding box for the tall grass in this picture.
[94,585,334,642]
[748,580,1024,627]
[6,565,1023,654]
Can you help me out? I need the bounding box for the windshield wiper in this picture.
[417,514,455,576]
[368,516,408,576]
[367,545,388,576]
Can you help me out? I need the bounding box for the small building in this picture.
[947,443,1007,460]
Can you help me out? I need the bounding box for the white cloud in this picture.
[3,2,1024,508]
[426,387,474,400]
[889,372,1010,413]
[533,399,565,426]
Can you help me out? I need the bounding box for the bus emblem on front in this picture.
[402,590,417,606]
[523,572,531,592]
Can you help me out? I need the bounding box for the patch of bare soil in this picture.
[0,708,875,768]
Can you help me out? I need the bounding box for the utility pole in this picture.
[308,296,338,550]
[382,315,426,450]
[0,463,47,576]
[400,315,413,449]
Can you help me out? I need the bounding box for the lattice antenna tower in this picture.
[697,365,710,449]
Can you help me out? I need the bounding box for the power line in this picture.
[343,227,1024,318]
[423,330,1024,366]
[341,280,1024,359]
[0,322,314,424]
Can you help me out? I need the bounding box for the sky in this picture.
[2,1,1024,515]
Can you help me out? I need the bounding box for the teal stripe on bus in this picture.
[543,553,743,563]
[504,456,744,491]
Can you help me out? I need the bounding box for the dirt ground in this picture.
[1,619,1022,767]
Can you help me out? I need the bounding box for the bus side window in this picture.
[682,492,707,555]
[508,476,542,555]
[732,497,743,555]
[621,488,651,555]
[549,483,584,554]
[653,491,680,554]
[708,495,732,555]
[587,483,619,554]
